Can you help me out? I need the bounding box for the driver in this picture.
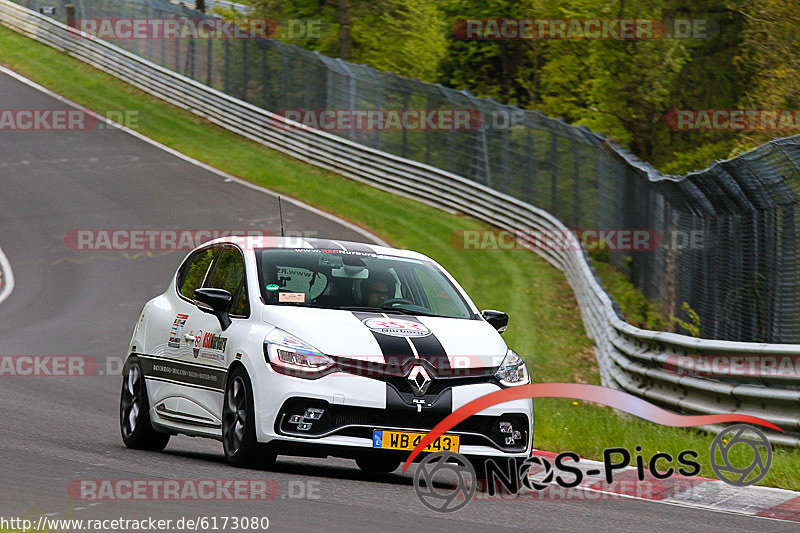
[363,271,396,306]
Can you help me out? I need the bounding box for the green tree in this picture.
[252,0,446,81]
[731,0,800,153]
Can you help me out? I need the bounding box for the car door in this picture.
[144,245,218,422]
[179,244,250,427]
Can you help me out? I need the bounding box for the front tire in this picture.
[222,365,274,468]
[120,357,170,451]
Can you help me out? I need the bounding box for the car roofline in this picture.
[202,235,430,261]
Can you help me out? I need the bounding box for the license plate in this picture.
[372,430,460,452]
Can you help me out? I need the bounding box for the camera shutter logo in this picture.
[519,455,553,491]
[413,451,476,512]
[709,424,772,487]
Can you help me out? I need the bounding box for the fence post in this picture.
[550,131,559,215]
[65,4,75,28]
[206,37,213,87]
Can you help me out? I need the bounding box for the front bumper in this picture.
[252,365,533,458]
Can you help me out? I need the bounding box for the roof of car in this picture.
[204,235,430,261]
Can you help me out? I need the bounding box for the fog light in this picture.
[296,422,312,431]
[304,408,324,420]
[512,430,521,440]
[288,415,303,424]
[499,422,512,433]
[505,436,515,445]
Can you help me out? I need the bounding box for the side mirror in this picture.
[194,288,233,331]
[481,309,509,333]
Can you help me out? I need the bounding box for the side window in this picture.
[412,266,467,318]
[179,248,217,300]
[232,282,249,316]
[207,248,249,316]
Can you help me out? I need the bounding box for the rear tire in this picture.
[355,456,401,473]
[120,357,170,451]
[223,365,275,468]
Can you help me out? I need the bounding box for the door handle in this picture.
[184,333,196,344]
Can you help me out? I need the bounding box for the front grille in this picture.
[384,375,495,395]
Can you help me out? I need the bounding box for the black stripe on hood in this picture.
[400,315,452,374]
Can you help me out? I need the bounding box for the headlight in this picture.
[494,349,530,387]
[264,329,335,377]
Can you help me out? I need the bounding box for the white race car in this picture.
[121,236,533,473]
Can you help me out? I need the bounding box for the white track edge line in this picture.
[0,243,15,306]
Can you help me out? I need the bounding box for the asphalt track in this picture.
[0,68,795,532]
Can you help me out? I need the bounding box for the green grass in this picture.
[2,24,799,490]
[590,254,668,331]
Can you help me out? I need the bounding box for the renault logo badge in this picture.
[408,366,431,396]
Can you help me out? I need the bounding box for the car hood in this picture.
[261,306,507,371]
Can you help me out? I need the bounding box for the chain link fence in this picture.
[16,0,800,343]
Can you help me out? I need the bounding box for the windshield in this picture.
[257,248,474,319]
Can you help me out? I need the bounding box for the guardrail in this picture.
[2,0,798,446]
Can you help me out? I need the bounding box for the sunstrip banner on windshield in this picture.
[308,239,378,255]
[337,241,377,254]
[402,383,783,471]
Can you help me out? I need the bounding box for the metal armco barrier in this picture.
[1,0,798,446]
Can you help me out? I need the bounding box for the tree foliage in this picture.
[250,0,798,173]
[252,0,447,81]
